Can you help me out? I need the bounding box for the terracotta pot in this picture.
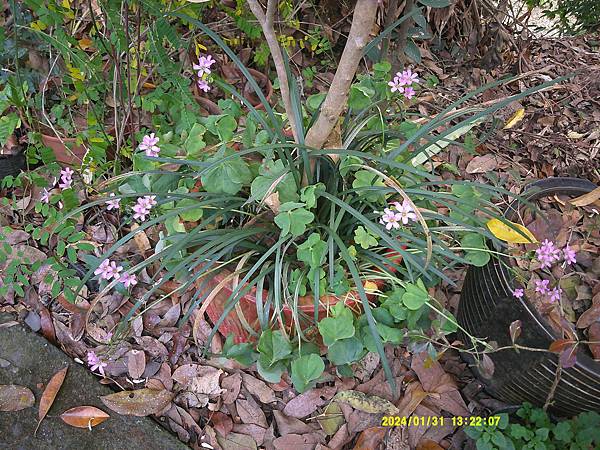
[197,251,403,344]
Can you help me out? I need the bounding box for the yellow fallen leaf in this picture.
[503,108,525,130]
[78,38,93,50]
[570,187,600,207]
[486,218,537,244]
[333,390,399,415]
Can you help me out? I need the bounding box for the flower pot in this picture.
[457,177,600,416]
[0,153,26,180]
[196,268,389,344]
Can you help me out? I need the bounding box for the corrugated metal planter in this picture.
[457,177,600,416]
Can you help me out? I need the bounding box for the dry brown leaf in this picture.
[127,350,146,380]
[283,386,336,418]
[570,187,600,207]
[416,439,444,450]
[241,373,276,404]
[396,382,429,417]
[216,431,258,450]
[588,322,600,359]
[130,223,151,252]
[221,373,242,404]
[100,389,174,416]
[0,385,35,411]
[236,397,268,427]
[35,366,68,434]
[211,411,233,437]
[60,406,110,429]
[352,426,388,450]
[465,154,499,174]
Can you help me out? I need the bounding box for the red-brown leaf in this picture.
[127,350,146,380]
[549,339,576,353]
[60,406,110,428]
[509,320,522,344]
[352,426,388,450]
[36,367,68,434]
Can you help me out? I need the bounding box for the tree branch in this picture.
[304,0,378,150]
[247,0,299,143]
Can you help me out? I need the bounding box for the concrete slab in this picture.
[0,315,188,450]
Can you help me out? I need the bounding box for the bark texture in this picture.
[304,0,378,150]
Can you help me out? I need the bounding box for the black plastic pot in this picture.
[457,177,600,416]
[0,153,26,180]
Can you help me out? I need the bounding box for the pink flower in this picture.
[120,272,138,289]
[58,167,74,189]
[535,279,550,294]
[393,200,417,224]
[549,287,562,303]
[535,239,561,269]
[94,259,112,280]
[399,68,419,85]
[139,133,160,157]
[512,288,524,299]
[403,86,416,99]
[94,259,122,280]
[380,208,402,230]
[105,193,121,211]
[87,351,107,376]
[41,188,51,204]
[193,54,216,77]
[142,195,157,208]
[563,245,577,265]
[197,79,211,93]
[388,77,404,93]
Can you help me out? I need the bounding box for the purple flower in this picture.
[388,76,404,93]
[120,272,138,289]
[193,54,216,77]
[535,279,550,294]
[393,200,417,225]
[549,287,562,303]
[142,195,157,208]
[87,351,107,376]
[535,239,561,269]
[380,208,402,230]
[197,79,211,93]
[58,167,74,189]
[512,288,524,299]
[398,68,419,85]
[139,133,160,157]
[132,196,156,221]
[403,86,416,100]
[563,245,577,265]
[105,193,121,211]
[41,188,51,204]
[94,259,122,280]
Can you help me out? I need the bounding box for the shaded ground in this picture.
[0,314,187,450]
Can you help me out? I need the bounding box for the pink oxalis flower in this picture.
[193,54,216,77]
[58,167,74,189]
[87,351,107,376]
[393,200,417,225]
[41,188,51,204]
[563,245,577,265]
[94,259,123,280]
[105,193,121,211]
[197,79,211,93]
[398,68,419,86]
[388,77,404,93]
[132,196,157,221]
[139,133,160,157]
[120,272,138,289]
[549,286,562,303]
[380,208,402,230]
[403,86,416,99]
[512,288,524,299]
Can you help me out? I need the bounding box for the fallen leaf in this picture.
[216,431,257,450]
[549,339,577,353]
[318,401,345,435]
[486,218,537,244]
[396,382,429,417]
[0,385,35,411]
[465,154,498,174]
[241,373,277,403]
[127,350,146,380]
[130,223,151,252]
[478,354,495,379]
[333,390,399,415]
[272,433,323,450]
[353,426,388,450]
[588,323,600,359]
[559,344,578,368]
[503,108,525,129]
[221,373,242,404]
[273,410,315,435]
[100,389,174,416]
[509,320,522,344]
[60,406,110,429]
[36,367,68,434]
[416,439,444,450]
[283,386,336,418]
[571,187,600,207]
[78,38,93,50]
[211,411,233,437]
[236,397,268,427]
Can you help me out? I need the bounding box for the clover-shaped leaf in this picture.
[354,226,378,249]
[250,159,298,204]
[402,279,429,310]
[291,354,325,393]
[201,149,252,195]
[274,202,314,237]
[352,170,385,202]
[297,233,327,268]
